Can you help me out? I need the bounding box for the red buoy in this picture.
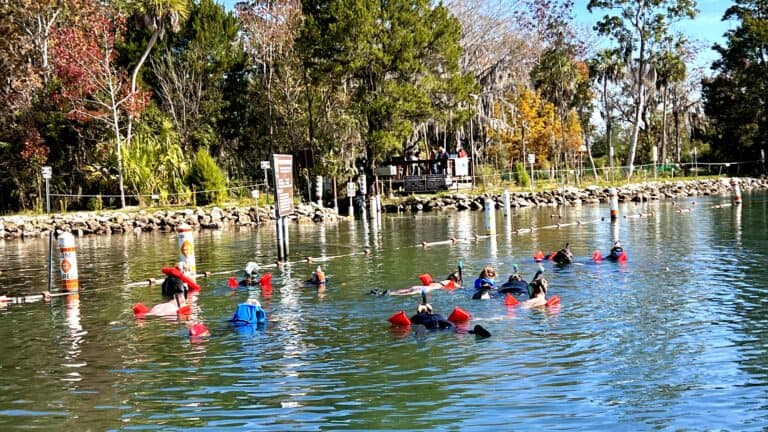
[177,304,191,316]
[592,251,603,262]
[504,294,519,306]
[133,302,148,317]
[388,310,411,326]
[189,323,210,337]
[545,295,561,307]
[447,306,471,323]
[418,273,434,285]
[228,277,238,288]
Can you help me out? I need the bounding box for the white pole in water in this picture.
[732,179,742,204]
[57,232,79,292]
[42,166,53,293]
[484,197,496,236]
[609,188,619,222]
[177,223,197,281]
[503,190,511,217]
[315,175,323,208]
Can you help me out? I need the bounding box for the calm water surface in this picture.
[1,191,767,431]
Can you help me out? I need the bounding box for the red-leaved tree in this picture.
[53,1,149,208]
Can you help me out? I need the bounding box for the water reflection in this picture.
[1,194,768,431]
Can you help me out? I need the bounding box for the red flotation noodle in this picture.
[228,277,238,288]
[545,295,561,307]
[504,294,519,306]
[388,310,411,326]
[161,267,202,292]
[418,273,434,285]
[448,306,471,323]
[133,302,148,316]
[592,251,603,262]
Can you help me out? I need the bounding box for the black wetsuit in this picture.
[499,278,528,295]
[410,312,454,330]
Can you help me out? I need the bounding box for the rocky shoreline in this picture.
[0,177,765,240]
[385,177,767,212]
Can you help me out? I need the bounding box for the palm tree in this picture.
[654,47,686,165]
[130,0,190,96]
[531,44,579,178]
[589,48,624,179]
[122,0,190,208]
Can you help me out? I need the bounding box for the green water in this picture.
[0,190,767,431]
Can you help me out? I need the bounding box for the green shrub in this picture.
[513,162,530,187]
[188,149,227,205]
[87,194,103,211]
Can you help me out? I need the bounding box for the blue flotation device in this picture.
[230,302,267,325]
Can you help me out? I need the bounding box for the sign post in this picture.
[346,181,356,217]
[652,146,658,179]
[271,154,294,261]
[251,189,260,224]
[42,166,53,293]
[527,153,535,192]
[260,160,271,193]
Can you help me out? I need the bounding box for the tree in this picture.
[299,0,475,171]
[151,0,242,149]
[589,48,625,173]
[588,0,697,178]
[53,1,149,208]
[702,0,768,166]
[531,42,584,177]
[122,0,190,150]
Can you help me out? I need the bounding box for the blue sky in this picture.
[573,0,736,71]
[220,0,736,70]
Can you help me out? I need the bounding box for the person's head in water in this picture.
[312,266,326,284]
[508,273,524,282]
[613,240,622,249]
[161,274,188,306]
[528,276,548,298]
[448,271,461,283]
[479,265,496,280]
[416,303,433,314]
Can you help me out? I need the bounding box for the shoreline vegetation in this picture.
[1,177,765,241]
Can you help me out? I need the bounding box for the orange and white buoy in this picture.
[177,223,197,281]
[609,188,619,222]
[732,179,742,204]
[57,232,79,292]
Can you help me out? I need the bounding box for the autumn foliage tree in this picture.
[53,1,149,208]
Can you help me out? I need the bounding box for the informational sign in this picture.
[347,182,356,198]
[41,166,52,179]
[271,154,294,217]
[527,154,535,165]
[454,157,469,176]
[260,161,271,170]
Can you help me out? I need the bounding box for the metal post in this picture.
[42,166,53,293]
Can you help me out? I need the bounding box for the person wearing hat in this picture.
[239,262,260,286]
[609,241,624,261]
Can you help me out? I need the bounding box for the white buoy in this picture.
[609,188,619,222]
[57,232,79,292]
[484,197,496,235]
[732,179,742,204]
[503,190,511,216]
[177,223,197,280]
